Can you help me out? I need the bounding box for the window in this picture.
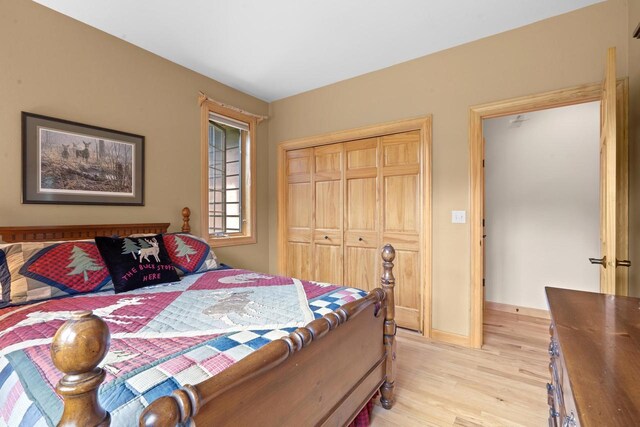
[201,101,256,246]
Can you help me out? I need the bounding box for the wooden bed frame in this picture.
[0,208,397,427]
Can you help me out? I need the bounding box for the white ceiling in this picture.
[33,0,603,102]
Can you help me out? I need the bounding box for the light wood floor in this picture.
[370,309,550,426]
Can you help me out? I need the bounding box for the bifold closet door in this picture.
[381,131,422,331]
[285,148,313,280]
[313,144,344,284]
[344,138,379,292]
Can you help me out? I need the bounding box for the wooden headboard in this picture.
[0,207,191,243]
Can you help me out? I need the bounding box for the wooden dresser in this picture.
[546,287,640,427]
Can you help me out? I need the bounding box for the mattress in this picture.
[0,268,366,427]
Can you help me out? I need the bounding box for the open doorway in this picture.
[483,102,601,314]
[468,49,628,348]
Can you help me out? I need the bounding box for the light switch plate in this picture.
[451,210,466,224]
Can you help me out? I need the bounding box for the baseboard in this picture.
[431,329,470,347]
[485,301,550,319]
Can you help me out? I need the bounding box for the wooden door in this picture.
[285,149,313,280]
[594,47,630,295]
[381,131,422,331]
[482,137,486,306]
[344,138,379,291]
[313,144,344,284]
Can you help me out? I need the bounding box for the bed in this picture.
[0,208,397,426]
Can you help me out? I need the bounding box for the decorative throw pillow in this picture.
[162,233,218,276]
[0,240,113,307]
[95,235,179,293]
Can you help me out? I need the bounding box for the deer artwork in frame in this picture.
[22,112,145,205]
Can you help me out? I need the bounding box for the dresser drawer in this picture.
[548,322,579,427]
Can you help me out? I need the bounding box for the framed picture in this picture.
[22,112,144,205]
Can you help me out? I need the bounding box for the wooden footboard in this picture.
[50,246,397,426]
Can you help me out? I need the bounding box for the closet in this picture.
[282,130,425,331]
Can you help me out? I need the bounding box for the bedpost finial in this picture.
[51,311,111,426]
[181,207,191,233]
[381,244,395,263]
[51,311,110,375]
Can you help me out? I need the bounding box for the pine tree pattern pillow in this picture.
[0,240,113,307]
[163,233,218,276]
[95,235,180,294]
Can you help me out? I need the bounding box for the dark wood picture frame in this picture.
[22,112,144,206]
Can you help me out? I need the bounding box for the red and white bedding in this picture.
[0,268,366,427]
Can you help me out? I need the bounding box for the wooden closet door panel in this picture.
[314,243,343,285]
[286,149,313,279]
[287,242,311,280]
[287,148,312,183]
[346,178,377,231]
[345,246,377,291]
[288,183,311,228]
[315,144,343,180]
[346,138,378,170]
[382,132,420,167]
[393,249,421,328]
[381,131,421,331]
[314,144,343,232]
[384,175,419,233]
[344,138,380,290]
[312,143,344,285]
[315,180,341,230]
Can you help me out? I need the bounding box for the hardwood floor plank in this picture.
[370,309,548,426]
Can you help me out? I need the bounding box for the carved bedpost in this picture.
[181,207,191,233]
[379,244,397,410]
[50,311,111,427]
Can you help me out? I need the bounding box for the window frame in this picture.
[201,100,256,247]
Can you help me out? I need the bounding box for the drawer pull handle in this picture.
[549,361,560,385]
[324,235,329,240]
[589,256,606,267]
[358,237,363,241]
[546,382,555,407]
[562,412,576,427]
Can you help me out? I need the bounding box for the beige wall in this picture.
[268,0,631,336]
[0,0,270,272]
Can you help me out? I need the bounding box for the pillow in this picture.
[95,235,179,293]
[0,240,113,307]
[163,233,218,276]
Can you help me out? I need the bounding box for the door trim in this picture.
[468,80,628,349]
[277,116,432,336]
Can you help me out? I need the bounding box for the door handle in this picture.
[589,256,606,267]
[616,259,632,268]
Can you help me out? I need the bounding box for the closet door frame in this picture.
[277,116,433,336]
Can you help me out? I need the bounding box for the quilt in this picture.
[0,269,366,427]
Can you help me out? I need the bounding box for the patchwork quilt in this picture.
[0,269,366,427]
